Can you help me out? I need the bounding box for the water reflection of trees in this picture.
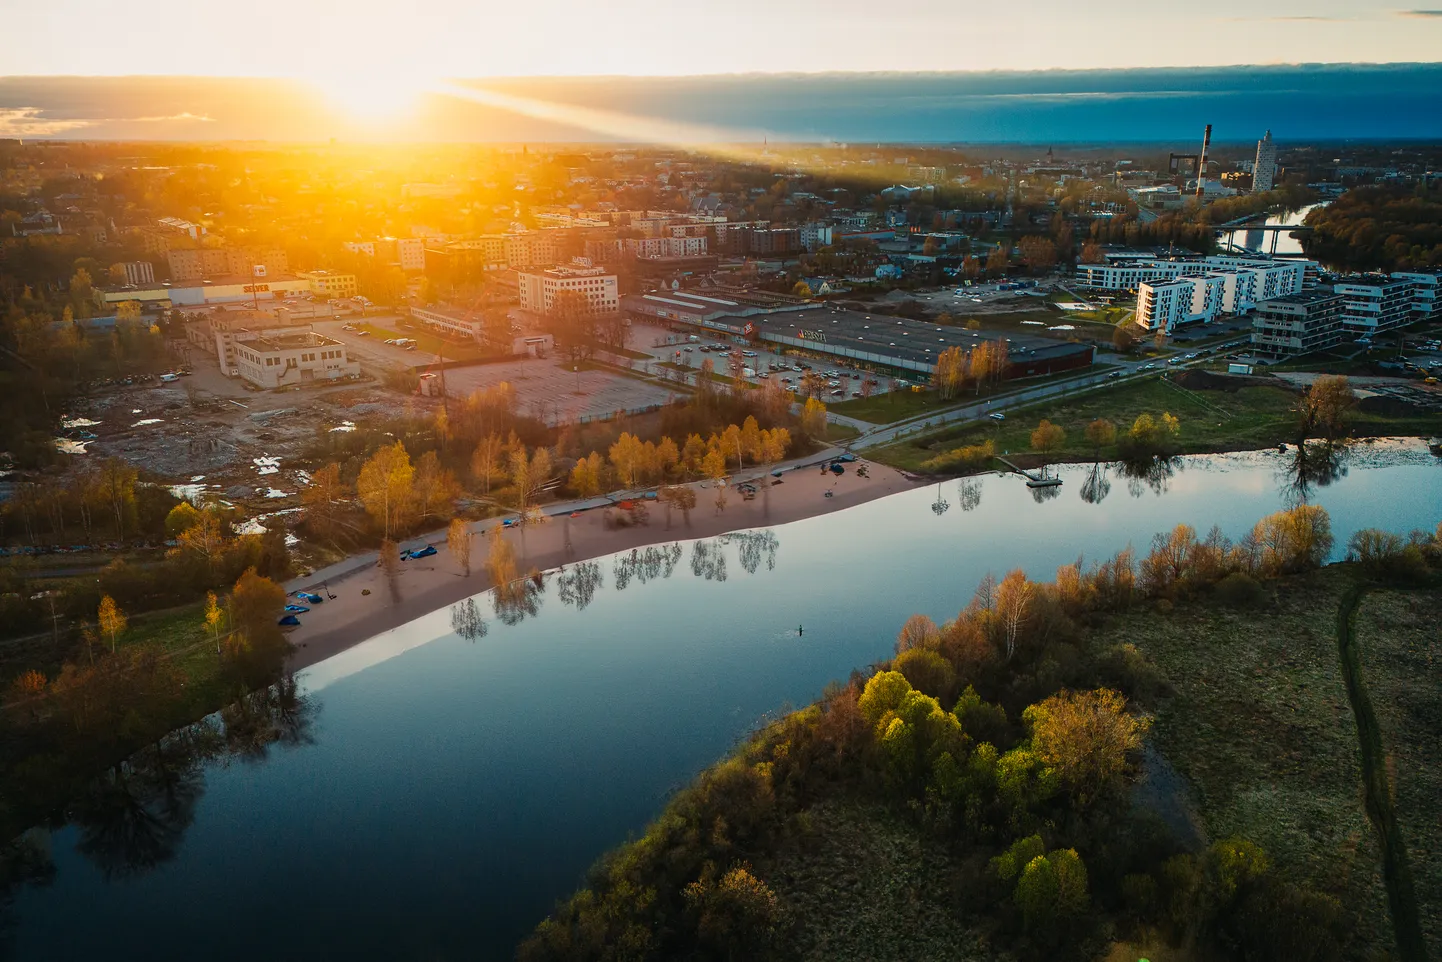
[1080,463,1111,505]
[59,676,313,885]
[450,597,489,640]
[724,530,780,575]
[613,544,683,591]
[1121,455,1183,498]
[957,478,982,512]
[492,572,545,626]
[1279,441,1350,506]
[557,561,605,610]
[690,540,729,582]
[1029,481,1062,504]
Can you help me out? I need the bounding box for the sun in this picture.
[308,70,436,122]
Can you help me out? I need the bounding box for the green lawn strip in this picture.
[864,376,1434,475]
[828,389,950,424]
[1351,586,1442,959]
[825,422,861,443]
[1124,567,1393,948]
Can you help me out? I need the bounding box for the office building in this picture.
[1251,289,1346,357]
[1334,275,1417,336]
[233,331,360,389]
[1253,131,1277,192]
[517,263,619,316]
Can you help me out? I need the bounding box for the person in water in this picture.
[798,624,803,636]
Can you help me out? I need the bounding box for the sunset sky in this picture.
[9,0,1442,78]
[3,0,1441,142]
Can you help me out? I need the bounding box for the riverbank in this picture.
[283,457,920,672]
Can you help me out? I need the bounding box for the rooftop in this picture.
[236,330,341,352]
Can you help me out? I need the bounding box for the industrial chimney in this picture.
[1195,124,1213,199]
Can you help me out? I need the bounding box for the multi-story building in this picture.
[185,309,312,376]
[625,236,707,258]
[1136,275,1227,332]
[799,223,834,252]
[1334,275,1416,336]
[409,305,554,355]
[168,246,288,282]
[1392,270,1441,321]
[1253,130,1277,192]
[1251,289,1345,357]
[119,261,154,287]
[1076,256,1309,307]
[517,263,619,316]
[344,237,426,272]
[504,232,562,269]
[296,270,358,299]
[233,331,360,389]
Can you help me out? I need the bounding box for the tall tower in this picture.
[1253,130,1277,193]
[1195,124,1213,199]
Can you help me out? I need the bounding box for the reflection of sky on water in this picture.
[10,441,1441,962]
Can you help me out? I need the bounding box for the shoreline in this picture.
[283,457,921,673]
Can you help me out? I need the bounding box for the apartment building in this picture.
[1334,275,1417,336]
[1136,275,1226,332]
[625,236,707,258]
[233,331,360,389]
[296,270,358,299]
[1250,289,1345,357]
[1076,256,1309,299]
[168,246,289,282]
[517,263,619,316]
[344,237,426,271]
[1392,270,1440,321]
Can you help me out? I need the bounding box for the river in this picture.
[5,440,1440,961]
[1239,201,1325,256]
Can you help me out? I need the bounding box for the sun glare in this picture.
[309,71,436,122]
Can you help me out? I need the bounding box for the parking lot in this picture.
[312,316,446,370]
[441,357,684,425]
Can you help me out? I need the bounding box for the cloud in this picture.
[130,112,216,123]
[0,107,93,136]
[1397,7,1442,14]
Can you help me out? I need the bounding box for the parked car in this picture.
[989,413,1006,421]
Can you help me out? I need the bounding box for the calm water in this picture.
[6,441,1441,962]
[1240,202,1324,256]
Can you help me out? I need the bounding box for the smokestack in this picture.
[1196,124,1213,199]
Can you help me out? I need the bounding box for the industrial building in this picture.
[232,331,360,389]
[1250,289,1346,357]
[186,309,313,376]
[95,273,318,309]
[622,292,1093,380]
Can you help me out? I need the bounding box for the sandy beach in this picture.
[284,457,920,672]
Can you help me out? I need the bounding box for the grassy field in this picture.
[762,799,992,961]
[869,375,1439,474]
[824,421,861,443]
[1354,587,1442,958]
[827,388,951,424]
[1116,565,1394,950]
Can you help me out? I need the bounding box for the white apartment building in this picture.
[517,263,619,316]
[625,236,707,258]
[800,223,834,252]
[186,310,314,376]
[233,331,360,389]
[1253,131,1277,192]
[1136,275,1226,332]
[1077,256,1308,312]
[1251,289,1345,357]
[1392,270,1440,320]
[1335,276,1417,336]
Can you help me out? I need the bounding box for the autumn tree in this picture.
[800,397,828,438]
[413,450,460,523]
[608,433,645,488]
[470,433,504,495]
[1112,324,1137,353]
[570,451,606,497]
[995,569,1033,662]
[486,525,518,586]
[1296,374,1356,442]
[932,346,967,400]
[229,567,286,651]
[1030,419,1066,459]
[174,508,226,578]
[685,865,778,958]
[447,518,472,576]
[986,245,1009,275]
[1018,235,1057,272]
[302,462,346,535]
[1085,418,1116,455]
[968,340,1009,393]
[198,590,226,653]
[1023,688,1149,805]
[97,594,127,653]
[357,441,415,539]
[510,445,553,515]
[96,458,137,538]
[1080,241,1105,264]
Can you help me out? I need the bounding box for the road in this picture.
[847,332,1254,450]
